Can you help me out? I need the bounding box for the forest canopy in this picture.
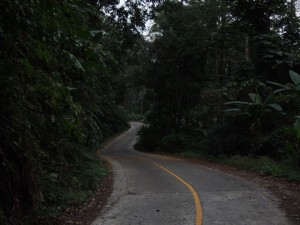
[0,0,158,224]
[135,0,300,180]
[1,0,300,224]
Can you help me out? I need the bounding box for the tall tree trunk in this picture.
[290,0,296,15]
[218,14,226,81]
[245,33,250,63]
[215,47,219,80]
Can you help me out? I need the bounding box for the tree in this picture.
[226,0,300,80]
[0,0,157,223]
[136,0,300,159]
[145,1,211,130]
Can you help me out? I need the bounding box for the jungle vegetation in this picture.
[135,0,300,181]
[1,0,300,224]
[0,0,158,224]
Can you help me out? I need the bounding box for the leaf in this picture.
[66,87,76,91]
[295,117,300,128]
[263,54,274,59]
[264,93,274,104]
[249,93,262,104]
[276,51,283,56]
[266,81,288,89]
[68,53,85,72]
[51,115,56,123]
[266,81,289,93]
[225,108,242,112]
[294,118,300,138]
[22,58,33,78]
[268,103,283,112]
[273,88,288,94]
[90,30,102,37]
[225,101,251,105]
[289,70,300,85]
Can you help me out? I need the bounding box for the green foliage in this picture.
[225,92,284,129]
[122,1,300,186]
[290,71,300,87]
[135,126,164,152]
[0,0,133,224]
[178,152,300,181]
[159,130,190,153]
[220,155,300,181]
[269,70,300,93]
[142,0,224,131]
[39,158,108,219]
[206,116,253,156]
[127,112,144,121]
[136,0,300,170]
[283,118,300,167]
[223,72,300,163]
[225,0,300,78]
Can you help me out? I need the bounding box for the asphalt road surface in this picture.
[92,122,292,225]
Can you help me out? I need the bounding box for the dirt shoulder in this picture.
[57,160,113,225]
[184,157,300,225]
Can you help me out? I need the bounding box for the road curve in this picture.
[92,122,292,225]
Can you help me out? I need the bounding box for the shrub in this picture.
[283,118,300,167]
[258,128,291,160]
[206,116,253,156]
[127,112,144,121]
[159,131,189,153]
[135,126,164,152]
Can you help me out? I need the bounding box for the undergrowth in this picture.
[178,152,300,182]
[38,157,108,222]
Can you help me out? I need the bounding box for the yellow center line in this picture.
[154,163,203,225]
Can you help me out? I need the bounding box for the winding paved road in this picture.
[92,122,292,225]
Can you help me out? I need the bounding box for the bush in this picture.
[127,112,144,121]
[0,1,129,223]
[258,128,287,159]
[39,158,108,220]
[222,155,300,181]
[159,131,189,153]
[206,116,253,156]
[135,126,164,152]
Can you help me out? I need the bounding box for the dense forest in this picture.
[135,0,300,181]
[0,0,158,224]
[1,0,300,224]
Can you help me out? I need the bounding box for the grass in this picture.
[0,156,109,225]
[178,152,300,182]
[39,158,108,220]
[221,155,300,181]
